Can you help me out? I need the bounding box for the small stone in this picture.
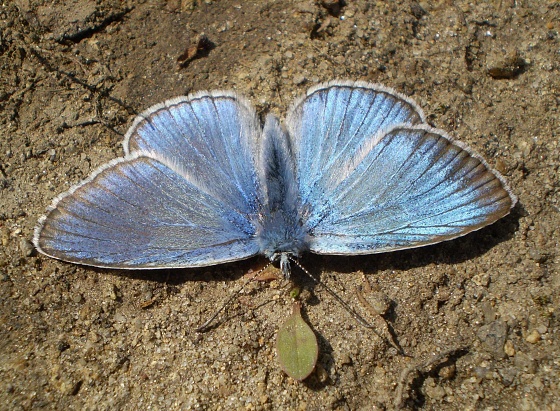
[536,324,548,334]
[528,248,547,263]
[424,377,446,400]
[133,318,143,331]
[57,340,70,352]
[368,292,390,315]
[1,230,9,247]
[532,376,543,389]
[338,354,353,366]
[114,312,127,323]
[471,272,490,287]
[19,238,34,257]
[481,301,496,323]
[293,75,307,85]
[410,2,427,19]
[514,352,537,373]
[477,320,507,359]
[438,364,456,380]
[474,366,492,379]
[499,367,517,387]
[321,0,342,15]
[314,363,329,383]
[526,329,541,344]
[487,50,527,79]
[494,158,508,174]
[504,340,515,357]
[109,284,120,301]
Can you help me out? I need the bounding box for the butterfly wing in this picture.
[34,154,260,268]
[35,93,263,268]
[124,91,262,213]
[286,80,425,207]
[286,82,516,254]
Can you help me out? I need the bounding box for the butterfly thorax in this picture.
[256,206,308,277]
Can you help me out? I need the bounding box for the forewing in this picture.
[34,154,259,268]
[286,80,425,205]
[306,126,516,254]
[124,92,262,213]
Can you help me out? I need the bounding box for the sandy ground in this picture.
[1,1,559,409]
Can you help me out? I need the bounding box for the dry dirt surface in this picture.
[1,1,559,410]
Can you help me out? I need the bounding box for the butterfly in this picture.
[33,81,516,275]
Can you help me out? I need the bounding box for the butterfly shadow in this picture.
[81,203,520,328]
[303,206,520,277]
[74,205,520,358]
[94,257,264,284]
[77,196,521,287]
[288,208,520,358]
[74,257,271,324]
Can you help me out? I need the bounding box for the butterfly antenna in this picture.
[196,262,272,333]
[289,257,383,340]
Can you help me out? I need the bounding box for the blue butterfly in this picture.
[33,81,516,275]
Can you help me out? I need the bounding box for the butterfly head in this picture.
[265,252,293,278]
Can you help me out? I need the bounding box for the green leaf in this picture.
[276,302,319,381]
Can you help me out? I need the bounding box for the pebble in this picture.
[487,50,527,79]
[314,363,329,383]
[424,377,446,400]
[528,248,547,263]
[526,329,541,344]
[536,325,547,334]
[338,354,353,366]
[499,367,517,387]
[1,229,9,247]
[477,319,507,359]
[410,2,427,19]
[368,292,390,315]
[504,340,515,357]
[19,238,34,257]
[514,352,537,374]
[438,364,456,380]
[293,75,306,85]
[321,0,342,15]
[109,284,120,301]
[471,272,490,287]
